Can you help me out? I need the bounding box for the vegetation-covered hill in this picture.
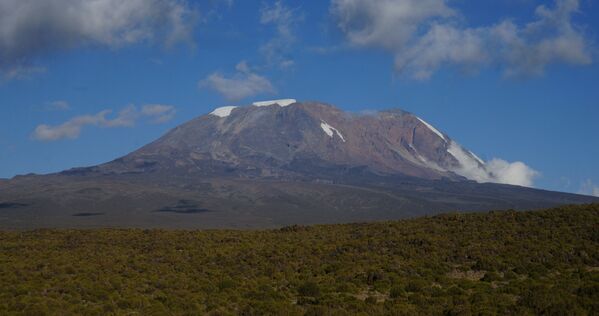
[1,204,598,315]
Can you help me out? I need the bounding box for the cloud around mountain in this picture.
[452,156,539,188]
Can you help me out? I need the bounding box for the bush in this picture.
[389,286,406,299]
[481,272,502,282]
[0,203,597,315]
[298,282,321,297]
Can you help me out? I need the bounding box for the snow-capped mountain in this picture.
[0,100,596,229]
[97,100,492,181]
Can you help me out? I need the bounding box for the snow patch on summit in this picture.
[320,121,346,142]
[210,106,238,118]
[416,117,446,141]
[252,99,296,107]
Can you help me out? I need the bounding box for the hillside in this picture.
[1,204,597,315]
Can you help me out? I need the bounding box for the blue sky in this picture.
[0,0,598,195]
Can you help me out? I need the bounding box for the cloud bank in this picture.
[32,104,176,141]
[484,159,539,187]
[331,0,592,79]
[0,0,197,78]
[200,61,275,101]
[447,141,539,187]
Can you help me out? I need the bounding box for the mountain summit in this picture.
[1,100,596,229]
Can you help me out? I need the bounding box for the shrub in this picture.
[389,286,406,299]
[298,282,321,297]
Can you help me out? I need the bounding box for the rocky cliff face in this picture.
[95,100,485,182]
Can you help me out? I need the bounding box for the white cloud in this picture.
[331,0,592,79]
[200,61,275,101]
[332,0,454,49]
[0,0,197,79]
[1,65,46,82]
[33,111,113,141]
[579,180,599,197]
[32,104,176,141]
[495,0,592,77]
[102,105,139,128]
[394,24,489,80]
[485,159,539,187]
[259,1,302,69]
[141,104,177,124]
[447,141,539,187]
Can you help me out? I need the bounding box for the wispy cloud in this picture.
[32,104,176,141]
[579,179,599,197]
[200,61,275,101]
[141,104,177,124]
[33,111,115,141]
[259,1,303,69]
[1,65,46,82]
[331,0,592,79]
[200,0,235,22]
[0,0,198,80]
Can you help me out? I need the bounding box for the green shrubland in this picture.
[0,204,598,315]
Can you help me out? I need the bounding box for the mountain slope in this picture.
[0,100,596,229]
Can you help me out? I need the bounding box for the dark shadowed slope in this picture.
[0,100,596,229]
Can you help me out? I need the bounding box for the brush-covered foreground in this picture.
[1,204,598,315]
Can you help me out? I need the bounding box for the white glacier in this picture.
[468,150,485,165]
[252,99,297,107]
[210,106,238,118]
[416,117,446,141]
[320,121,346,142]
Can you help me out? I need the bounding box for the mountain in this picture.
[78,100,482,180]
[0,100,596,229]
